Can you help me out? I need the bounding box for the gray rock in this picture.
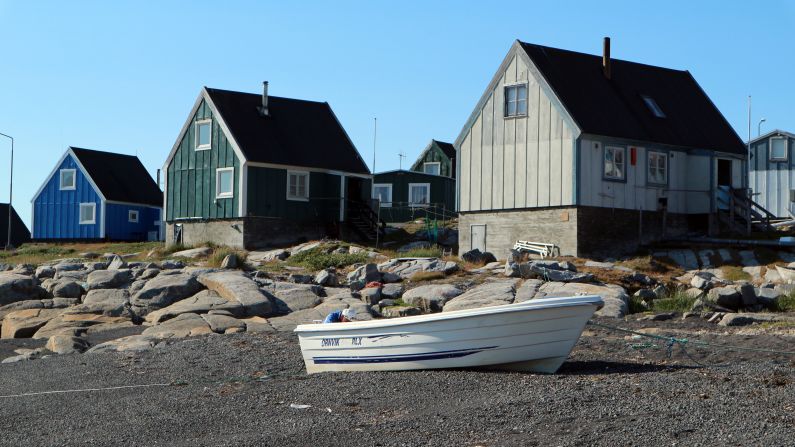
[86,269,132,290]
[144,290,244,323]
[690,297,733,314]
[347,263,381,283]
[756,288,783,309]
[131,273,204,315]
[0,273,49,306]
[381,306,421,318]
[705,286,742,311]
[138,268,160,280]
[402,284,463,312]
[160,260,185,270]
[86,335,160,354]
[314,269,339,287]
[652,284,667,298]
[528,264,593,283]
[142,313,213,339]
[691,275,711,290]
[443,280,517,312]
[637,312,676,321]
[719,313,795,327]
[378,299,397,309]
[289,273,313,284]
[536,282,629,318]
[11,264,35,276]
[198,271,273,317]
[461,249,496,265]
[514,279,543,302]
[68,289,131,317]
[220,254,238,269]
[171,246,213,259]
[634,289,657,300]
[738,283,757,307]
[247,249,290,264]
[201,314,246,334]
[265,285,323,314]
[684,288,705,299]
[54,262,83,272]
[381,283,404,299]
[1,308,64,339]
[35,266,56,279]
[380,272,402,283]
[51,281,84,299]
[106,255,127,270]
[359,287,382,305]
[46,335,90,354]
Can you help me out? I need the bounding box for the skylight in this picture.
[641,95,666,118]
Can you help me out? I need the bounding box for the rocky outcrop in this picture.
[171,247,213,259]
[87,269,132,290]
[403,284,463,312]
[32,313,129,339]
[536,282,629,318]
[46,334,90,354]
[145,290,245,323]
[1,308,64,339]
[198,271,273,317]
[0,273,49,306]
[264,283,324,314]
[131,273,204,315]
[443,280,518,312]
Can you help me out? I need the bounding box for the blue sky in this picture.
[0,0,793,227]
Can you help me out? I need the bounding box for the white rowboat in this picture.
[294,295,603,374]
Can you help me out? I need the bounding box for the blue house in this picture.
[32,147,163,241]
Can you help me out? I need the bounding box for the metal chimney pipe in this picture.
[602,37,611,80]
[156,169,161,188]
[260,81,269,116]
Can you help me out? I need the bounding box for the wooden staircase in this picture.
[716,187,776,235]
[347,201,386,241]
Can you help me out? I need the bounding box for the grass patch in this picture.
[0,241,164,265]
[628,297,650,314]
[629,289,697,314]
[409,271,445,282]
[619,255,675,274]
[721,265,751,282]
[400,245,444,258]
[773,293,795,312]
[287,246,368,271]
[207,248,248,268]
[759,321,795,329]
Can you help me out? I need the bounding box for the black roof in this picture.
[70,147,162,206]
[0,203,31,247]
[433,140,456,160]
[519,42,746,155]
[205,88,371,175]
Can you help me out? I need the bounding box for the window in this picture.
[770,137,788,161]
[215,168,234,199]
[423,162,441,176]
[504,84,528,117]
[287,171,309,201]
[128,210,139,223]
[59,169,76,190]
[641,95,666,118]
[604,146,626,180]
[647,151,668,185]
[195,120,212,150]
[372,184,393,207]
[408,183,430,207]
[79,203,96,225]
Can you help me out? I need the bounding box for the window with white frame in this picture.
[604,146,626,180]
[128,209,139,223]
[504,84,528,117]
[423,162,441,176]
[59,169,76,190]
[79,203,96,225]
[647,151,668,185]
[770,137,788,161]
[408,183,430,207]
[215,168,234,199]
[641,95,666,118]
[287,171,309,201]
[195,120,212,150]
[372,184,393,207]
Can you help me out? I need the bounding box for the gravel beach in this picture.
[0,318,793,447]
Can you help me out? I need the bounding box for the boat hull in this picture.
[295,295,603,374]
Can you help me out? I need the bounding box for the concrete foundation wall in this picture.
[166,217,335,250]
[459,207,578,258]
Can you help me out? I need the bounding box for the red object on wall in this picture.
[630,147,637,166]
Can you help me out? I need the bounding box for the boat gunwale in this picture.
[294,295,603,334]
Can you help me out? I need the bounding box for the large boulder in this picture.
[443,280,518,312]
[171,246,213,259]
[756,288,783,309]
[198,271,273,317]
[67,289,131,317]
[106,255,127,270]
[536,282,629,318]
[381,283,404,299]
[35,266,56,280]
[264,283,324,314]
[314,269,339,287]
[705,286,742,311]
[32,313,129,339]
[201,313,247,334]
[131,273,204,315]
[145,290,244,324]
[141,313,213,339]
[719,313,795,327]
[1,308,64,338]
[378,259,458,279]
[347,264,381,283]
[86,335,160,354]
[514,279,543,302]
[403,284,463,312]
[46,335,90,354]
[86,269,132,290]
[0,273,49,306]
[461,249,496,265]
[51,281,84,299]
[247,249,290,264]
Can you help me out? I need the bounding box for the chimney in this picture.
[602,37,611,80]
[259,81,269,116]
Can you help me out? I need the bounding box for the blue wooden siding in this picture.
[104,204,161,241]
[33,154,103,239]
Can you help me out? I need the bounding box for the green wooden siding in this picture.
[166,100,240,221]
[247,167,343,222]
[411,141,454,178]
[373,171,456,222]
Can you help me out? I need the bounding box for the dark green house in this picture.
[163,83,378,248]
[409,139,456,178]
[372,170,456,223]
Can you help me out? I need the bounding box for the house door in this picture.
[717,159,732,187]
[470,224,486,252]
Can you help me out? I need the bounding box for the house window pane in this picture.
[216,168,234,198]
[604,146,625,180]
[771,138,787,160]
[504,84,528,117]
[60,169,75,190]
[373,184,392,207]
[424,163,440,175]
[79,203,95,224]
[287,172,309,200]
[128,210,139,223]
[196,121,211,149]
[409,184,430,206]
[648,151,668,184]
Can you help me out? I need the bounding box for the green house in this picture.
[163,83,378,248]
[409,139,456,178]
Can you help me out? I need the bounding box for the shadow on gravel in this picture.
[557,360,697,375]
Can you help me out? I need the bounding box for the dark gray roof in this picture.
[0,203,30,247]
[71,147,162,207]
[519,42,747,155]
[205,88,371,175]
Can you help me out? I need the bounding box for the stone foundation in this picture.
[166,217,337,250]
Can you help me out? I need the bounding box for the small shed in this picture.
[0,203,31,248]
[32,147,163,241]
[749,130,795,218]
[372,170,456,222]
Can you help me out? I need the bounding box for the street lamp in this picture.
[0,132,13,250]
[758,118,767,137]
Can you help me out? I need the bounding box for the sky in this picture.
[0,0,793,227]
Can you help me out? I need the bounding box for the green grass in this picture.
[409,271,446,282]
[629,289,697,314]
[720,265,751,282]
[759,321,795,329]
[207,248,247,269]
[773,293,795,312]
[287,246,368,271]
[400,245,444,258]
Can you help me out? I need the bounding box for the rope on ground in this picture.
[0,383,172,399]
[587,320,795,368]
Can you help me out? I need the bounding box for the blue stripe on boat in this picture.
[312,346,498,364]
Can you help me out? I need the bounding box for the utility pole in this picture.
[372,117,377,174]
[0,132,13,250]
